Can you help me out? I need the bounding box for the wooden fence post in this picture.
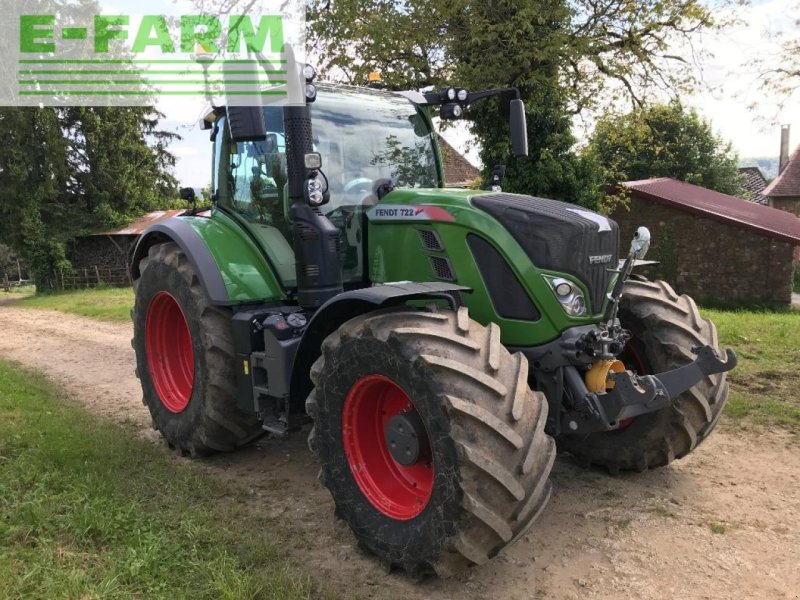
[60,270,65,290]
[94,265,101,285]
[3,273,9,292]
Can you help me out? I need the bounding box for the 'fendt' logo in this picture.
[588,254,613,265]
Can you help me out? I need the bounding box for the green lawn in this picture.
[704,308,800,431]
[0,360,316,599]
[10,287,134,323]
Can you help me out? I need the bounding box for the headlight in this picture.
[305,84,317,101]
[543,275,587,317]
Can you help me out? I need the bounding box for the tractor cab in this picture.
[210,85,441,289]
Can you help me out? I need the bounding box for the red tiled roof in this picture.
[764,146,800,197]
[622,177,800,245]
[438,136,480,186]
[738,166,768,205]
[95,210,186,236]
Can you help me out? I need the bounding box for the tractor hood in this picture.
[470,193,619,314]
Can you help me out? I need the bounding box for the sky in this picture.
[164,0,800,187]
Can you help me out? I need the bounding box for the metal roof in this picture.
[95,210,187,236]
[622,178,800,245]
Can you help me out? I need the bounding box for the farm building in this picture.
[612,177,800,306]
[67,210,185,286]
[764,144,800,216]
[438,136,480,187]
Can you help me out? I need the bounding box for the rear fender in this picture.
[130,218,230,304]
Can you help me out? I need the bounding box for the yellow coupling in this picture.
[585,359,626,393]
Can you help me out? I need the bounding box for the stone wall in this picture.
[771,196,800,217]
[66,235,138,286]
[612,196,796,306]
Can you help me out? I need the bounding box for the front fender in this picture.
[289,282,470,409]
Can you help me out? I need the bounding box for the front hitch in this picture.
[563,345,737,434]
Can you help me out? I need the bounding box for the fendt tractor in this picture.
[131,67,736,576]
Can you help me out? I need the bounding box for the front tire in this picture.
[307,306,555,576]
[558,279,729,473]
[132,242,263,456]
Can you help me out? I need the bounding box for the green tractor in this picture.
[131,71,736,576]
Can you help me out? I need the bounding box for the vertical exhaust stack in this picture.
[779,125,790,174]
[284,78,343,309]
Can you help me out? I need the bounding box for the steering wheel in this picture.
[343,177,373,196]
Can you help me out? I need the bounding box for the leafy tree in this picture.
[754,1,799,113]
[308,0,714,110]
[586,101,743,196]
[0,107,178,291]
[308,0,715,207]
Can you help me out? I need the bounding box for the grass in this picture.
[10,287,134,323]
[704,308,800,431]
[0,360,316,599]
[708,522,729,535]
[0,285,36,298]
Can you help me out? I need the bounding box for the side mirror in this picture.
[180,187,196,204]
[227,107,267,142]
[510,99,528,157]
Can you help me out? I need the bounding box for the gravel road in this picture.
[1,305,798,599]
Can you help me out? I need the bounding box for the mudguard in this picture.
[130,214,286,306]
[130,217,230,304]
[289,282,470,408]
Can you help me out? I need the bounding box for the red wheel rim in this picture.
[342,375,434,520]
[145,291,194,413]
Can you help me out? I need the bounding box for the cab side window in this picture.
[214,111,290,240]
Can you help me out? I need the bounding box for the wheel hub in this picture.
[385,411,426,466]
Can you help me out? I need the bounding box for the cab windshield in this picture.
[213,86,440,286]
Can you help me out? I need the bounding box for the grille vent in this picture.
[304,265,320,277]
[417,229,444,252]
[429,256,455,281]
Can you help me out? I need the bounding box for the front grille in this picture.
[429,256,455,281]
[472,193,619,314]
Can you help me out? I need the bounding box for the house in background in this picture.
[738,166,769,205]
[438,136,480,187]
[611,177,800,306]
[764,126,800,216]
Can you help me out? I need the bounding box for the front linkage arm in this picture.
[565,345,737,434]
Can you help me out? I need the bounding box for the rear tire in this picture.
[132,242,263,456]
[558,279,728,473]
[307,306,555,576]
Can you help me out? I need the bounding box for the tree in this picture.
[0,106,179,291]
[754,0,799,113]
[308,0,714,110]
[586,101,743,196]
[307,0,715,207]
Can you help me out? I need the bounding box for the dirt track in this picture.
[1,305,799,599]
